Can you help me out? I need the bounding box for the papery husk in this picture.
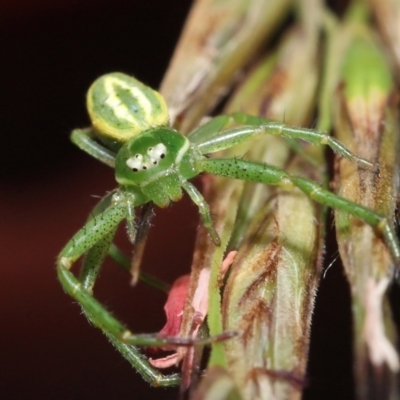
[332,13,400,399]
[160,0,292,132]
[367,0,400,76]
[201,5,325,398]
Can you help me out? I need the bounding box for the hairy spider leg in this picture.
[79,192,117,293]
[190,112,375,171]
[58,262,181,386]
[57,190,232,344]
[58,190,182,337]
[198,157,400,268]
[71,128,117,168]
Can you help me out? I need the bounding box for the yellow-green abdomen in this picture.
[87,72,169,143]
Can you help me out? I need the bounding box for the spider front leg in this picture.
[191,112,375,171]
[59,253,181,386]
[57,194,139,341]
[79,192,118,293]
[59,191,194,345]
[58,192,202,386]
[198,158,400,269]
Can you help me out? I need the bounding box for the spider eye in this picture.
[126,143,167,172]
[126,154,145,172]
[147,143,167,165]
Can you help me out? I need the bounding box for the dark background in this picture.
[1,1,394,399]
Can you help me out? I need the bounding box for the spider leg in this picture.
[58,264,185,386]
[194,113,375,171]
[181,180,221,246]
[56,193,208,386]
[77,192,116,292]
[198,157,400,268]
[130,203,156,285]
[187,115,229,144]
[71,128,117,168]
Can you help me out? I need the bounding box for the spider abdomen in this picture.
[87,72,169,142]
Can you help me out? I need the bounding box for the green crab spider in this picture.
[58,72,400,386]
